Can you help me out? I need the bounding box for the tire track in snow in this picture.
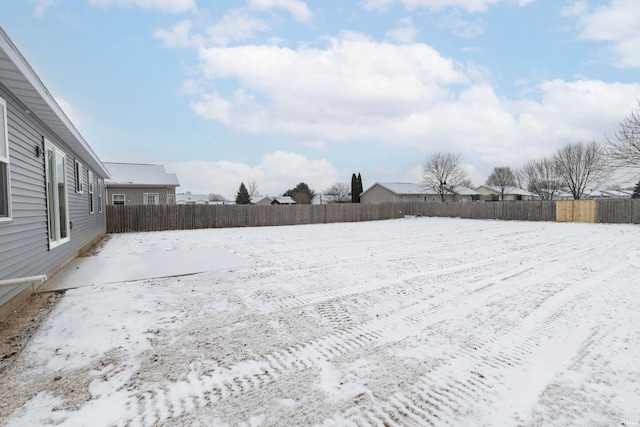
[118,239,605,426]
[321,257,633,427]
[117,257,552,425]
[120,225,634,426]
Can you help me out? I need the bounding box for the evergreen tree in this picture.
[235,182,251,204]
[633,180,640,199]
[351,174,358,203]
[284,182,315,204]
[357,173,363,202]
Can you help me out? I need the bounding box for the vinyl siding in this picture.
[361,185,398,204]
[105,186,177,205]
[0,87,106,305]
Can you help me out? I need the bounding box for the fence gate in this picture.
[556,200,597,223]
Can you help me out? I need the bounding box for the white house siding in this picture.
[0,86,106,310]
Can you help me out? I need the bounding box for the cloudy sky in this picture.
[2,0,639,197]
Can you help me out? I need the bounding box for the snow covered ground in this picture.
[1,217,639,426]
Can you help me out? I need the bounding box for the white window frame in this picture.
[143,193,159,205]
[88,170,94,214]
[0,97,11,222]
[74,159,83,193]
[167,194,175,205]
[112,194,125,205]
[45,139,70,249]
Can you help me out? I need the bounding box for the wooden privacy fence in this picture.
[106,200,640,233]
[556,200,597,223]
[402,201,557,222]
[596,199,640,224]
[106,203,404,233]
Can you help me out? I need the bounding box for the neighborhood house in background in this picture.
[360,183,481,204]
[104,162,179,206]
[0,27,109,315]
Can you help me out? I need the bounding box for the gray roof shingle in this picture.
[104,162,179,187]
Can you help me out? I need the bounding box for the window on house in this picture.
[98,180,103,213]
[88,170,94,213]
[112,194,125,205]
[45,140,69,248]
[144,193,159,205]
[167,194,175,205]
[75,160,83,193]
[0,97,11,221]
[391,196,397,202]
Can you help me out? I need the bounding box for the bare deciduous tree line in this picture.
[421,102,640,200]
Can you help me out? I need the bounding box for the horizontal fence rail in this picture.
[106,200,640,233]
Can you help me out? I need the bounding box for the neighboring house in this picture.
[104,162,179,205]
[450,186,482,203]
[176,193,234,205]
[0,28,110,314]
[475,185,534,201]
[585,189,632,199]
[252,196,296,205]
[531,189,574,201]
[176,193,210,204]
[360,183,479,204]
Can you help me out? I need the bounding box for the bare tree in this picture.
[606,101,640,170]
[208,193,225,201]
[246,178,260,197]
[519,157,563,200]
[459,178,474,189]
[485,167,517,200]
[323,182,351,203]
[422,152,468,202]
[554,141,611,200]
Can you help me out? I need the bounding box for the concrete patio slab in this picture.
[39,246,253,292]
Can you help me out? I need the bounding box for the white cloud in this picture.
[437,9,485,38]
[164,151,338,198]
[248,0,313,22]
[206,10,269,46]
[362,0,500,13]
[361,0,395,12]
[154,20,203,48]
[186,30,640,171]
[571,0,640,67]
[90,0,197,14]
[362,0,536,13]
[192,31,468,140]
[55,97,89,130]
[31,0,55,18]
[154,12,268,49]
[386,17,420,43]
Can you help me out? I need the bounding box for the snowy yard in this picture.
[1,217,639,426]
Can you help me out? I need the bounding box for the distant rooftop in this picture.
[364,182,479,196]
[104,162,179,187]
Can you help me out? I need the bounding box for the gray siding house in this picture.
[104,162,179,205]
[0,28,110,315]
[361,182,480,203]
